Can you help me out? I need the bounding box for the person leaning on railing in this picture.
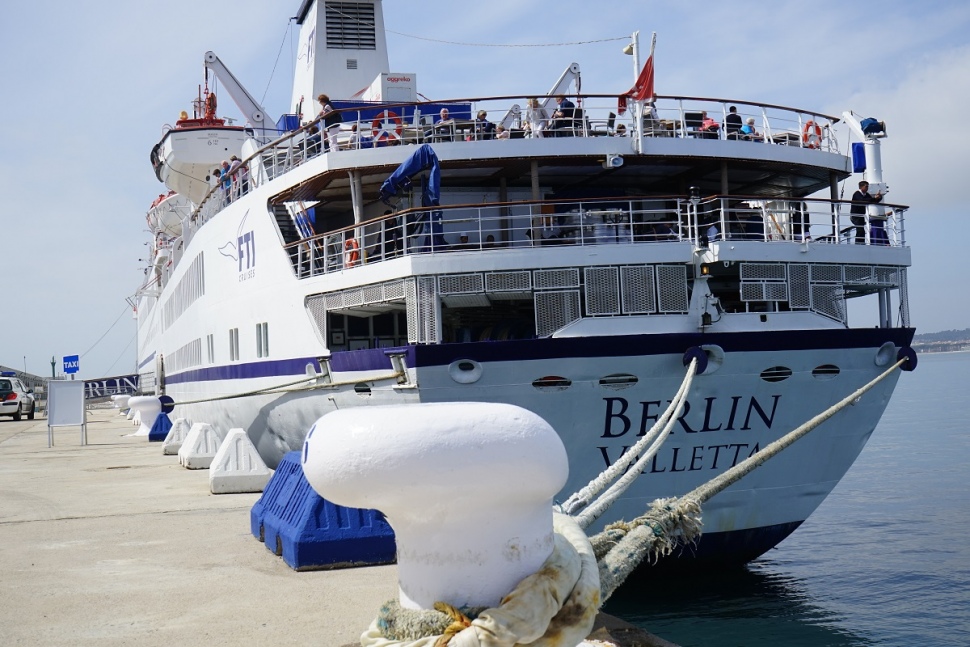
[850,180,883,245]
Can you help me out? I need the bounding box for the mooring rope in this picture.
[170,371,404,406]
[364,355,910,644]
[593,356,909,602]
[566,357,699,530]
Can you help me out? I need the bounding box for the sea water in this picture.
[605,350,970,646]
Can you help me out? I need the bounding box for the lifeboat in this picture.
[150,115,252,205]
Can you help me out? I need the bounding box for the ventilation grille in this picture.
[305,294,328,343]
[485,271,531,292]
[812,284,845,322]
[534,268,580,289]
[416,276,438,343]
[535,290,581,337]
[325,2,377,50]
[620,266,657,314]
[811,264,842,283]
[585,267,620,315]
[788,264,811,309]
[438,273,484,294]
[657,265,689,313]
[741,263,786,281]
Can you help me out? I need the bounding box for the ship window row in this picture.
[161,252,205,331]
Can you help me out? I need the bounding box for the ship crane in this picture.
[538,63,582,112]
[842,111,889,199]
[203,51,276,139]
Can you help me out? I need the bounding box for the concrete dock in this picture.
[0,408,675,647]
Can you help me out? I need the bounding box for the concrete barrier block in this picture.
[209,428,273,494]
[178,423,225,470]
[250,452,395,571]
[162,418,192,455]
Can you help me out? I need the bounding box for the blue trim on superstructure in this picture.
[164,347,415,385]
[138,352,156,370]
[161,329,914,385]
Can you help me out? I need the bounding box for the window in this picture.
[229,328,239,361]
[206,334,215,363]
[256,322,270,358]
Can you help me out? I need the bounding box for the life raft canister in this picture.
[802,120,822,149]
[344,238,360,267]
[371,110,403,143]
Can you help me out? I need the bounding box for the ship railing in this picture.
[283,195,908,278]
[183,94,843,241]
[696,196,908,247]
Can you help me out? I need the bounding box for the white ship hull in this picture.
[135,0,916,568]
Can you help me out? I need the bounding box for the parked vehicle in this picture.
[0,373,35,421]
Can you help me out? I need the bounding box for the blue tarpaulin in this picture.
[379,144,447,250]
[852,142,867,173]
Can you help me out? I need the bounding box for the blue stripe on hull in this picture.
[162,328,914,384]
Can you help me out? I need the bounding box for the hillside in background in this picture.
[912,328,970,353]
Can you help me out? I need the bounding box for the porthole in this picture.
[760,366,792,383]
[448,359,483,384]
[532,375,572,391]
[598,374,639,390]
[354,382,372,395]
[812,364,840,380]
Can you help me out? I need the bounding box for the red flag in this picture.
[618,56,654,115]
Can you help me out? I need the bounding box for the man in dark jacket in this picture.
[850,180,883,244]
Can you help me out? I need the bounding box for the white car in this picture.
[0,374,35,421]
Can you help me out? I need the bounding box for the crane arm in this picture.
[539,63,581,111]
[204,51,275,137]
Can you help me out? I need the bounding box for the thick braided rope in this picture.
[562,357,698,523]
[593,357,907,602]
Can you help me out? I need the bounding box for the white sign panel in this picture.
[47,380,87,446]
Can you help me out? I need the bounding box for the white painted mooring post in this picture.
[126,396,161,436]
[301,402,568,610]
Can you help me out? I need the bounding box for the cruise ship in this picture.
[136,0,914,566]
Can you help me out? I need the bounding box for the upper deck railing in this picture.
[280,194,908,279]
[185,93,843,227]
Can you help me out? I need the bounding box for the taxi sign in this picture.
[63,355,80,374]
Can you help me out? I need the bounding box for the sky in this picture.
[0,0,967,379]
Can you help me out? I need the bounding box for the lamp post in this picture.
[622,31,641,84]
[50,356,55,380]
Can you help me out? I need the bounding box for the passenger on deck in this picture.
[451,233,476,250]
[741,118,763,142]
[430,108,454,142]
[699,113,720,138]
[475,110,496,140]
[317,94,342,152]
[850,180,884,245]
[550,95,576,136]
[614,124,627,137]
[724,106,743,139]
[220,160,232,201]
[525,98,549,138]
[495,124,510,139]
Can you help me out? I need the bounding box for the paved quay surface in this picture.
[0,408,675,647]
[0,409,397,647]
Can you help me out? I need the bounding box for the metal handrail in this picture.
[279,194,910,279]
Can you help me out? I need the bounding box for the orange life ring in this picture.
[802,120,822,149]
[371,110,403,143]
[344,238,360,267]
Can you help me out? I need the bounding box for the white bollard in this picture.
[301,402,568,610]
[127,396,161,436]
[111,394,130,410]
